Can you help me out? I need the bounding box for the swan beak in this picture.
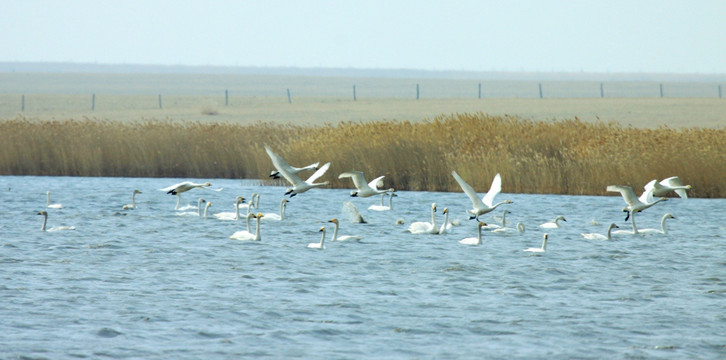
[319,227,325,232]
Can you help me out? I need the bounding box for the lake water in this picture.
[1,176,725,359]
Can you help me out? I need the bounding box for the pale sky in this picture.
[2,0,725,74]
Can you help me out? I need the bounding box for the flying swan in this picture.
[338,171,394,198]
[270,161,319,179]
[160,181,222,210]
[606,184,667,221]
[265,146,330,197]
[644,177,691,199]
[451,171,512,221]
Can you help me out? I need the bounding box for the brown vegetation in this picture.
[1,113,723,197]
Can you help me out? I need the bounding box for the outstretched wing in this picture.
[606,185,639,206]
[368,175,385,191]
[661,176,689,199]
[482,173,502,207]
[265,146,303,186]
[451,171,484,208]
[306,162,331,183]
[339,171,369,191]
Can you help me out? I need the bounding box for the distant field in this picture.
[0,72,724,128]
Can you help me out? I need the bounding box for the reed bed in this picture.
[1,114,724,197]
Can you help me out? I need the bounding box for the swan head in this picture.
[133,189,142,194]
[319,226,325,233]
[349,191,358,197]
[477,221,487,228]
[665,213,675,219]
[236,196,245,204]
[442,208,448,214]
[328,218,340,225]
[38,210,48,216]
[256,213,264,219]
[431,203,437,212]
[203,182,211,187]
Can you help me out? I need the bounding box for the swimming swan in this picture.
[492,221,525,234]
[230,213,263,241]
[261,198,288,221]
[607,184,667,221]
[202,201,212,218]
[581,223,619,240]
[539,215,567,229]
[644,177,691,199]
[524,233,549,253]
[338,171,394,198]
[308,227,326,249]
[368,193,397,211]
[122,190,142,210]
[638,213,675,234]
[239,193,260,211]
[45,191,63,209]
[438,208,454,235]
[328,218,362,242]
[214,196,245,220]
[408,203,438,234]
[37,210,75,231]
[483,210,510,230]
[459,221,488,245]
[451,171,512,221]
[176,198,207,216]
[161,181,221,210]
[266,146,330,197]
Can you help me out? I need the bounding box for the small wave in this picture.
[96,327,123,338]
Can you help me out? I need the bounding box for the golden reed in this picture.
[1,113,723,197]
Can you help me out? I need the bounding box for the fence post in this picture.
[659,84,664,98]
[719,85,722,99]
[600,83,604,98]
[538,83,543,98]
[416,84,420,100]
[478,83,482,99]
[92,93,96,111]
[287,88,292,104]
[353,85,357,101]
[158,94,163,109]
[21,94,25,112]
[225,89,229,106]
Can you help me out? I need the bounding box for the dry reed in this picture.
[1,114,723,197]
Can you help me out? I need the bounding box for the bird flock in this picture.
[37,147,691,252]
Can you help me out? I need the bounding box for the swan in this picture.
[45,191,63,209]
[230,213,263,241]
[638,213,675,234]
[581,223,619,240]
[459,221,488,245]
[160,181,221,210]
[239,193,259,211]
[176,198,206,216]
[37,210,75,231]
[266,146,331,197]
[308,227,326,249]
[483,210,511,230]
[408,203,438,234]
[261,198,288,221]
[438,208,454,235]
[122,190,142,210]
[607,184,667,221]
[327,218,362,242]
[213,196,245,220]
[524,234,549,253]
[202,201,212,218]
[451,171,512,220]
[539,215,567,229]
[492,221,525,234]
[644,177,691,199]
[338,171,394,198]
[368,193,397,211]
[270,161,319,179]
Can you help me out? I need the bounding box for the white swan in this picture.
[122,190,142,210]
[308,227,326,249]
[607,184,667,221]
[451,171,512,221]
[214,196,245,220]
[230,213,263,241]
[266,146,330,197]
[459,221,487,245]
[270,161,319,179]
[261,198,288,221]
[408,203,438,234]
[160,181,221,210]
[638,213,675,234]
[539,215,567,229]
[45,191,63,209]
[368,193,397,211]
[524,234,549,253]
[37,210,75,231]
[644,177,691,199]
[484,210,511,230]
[438,208,454,235]
[581,223,619,240]
[492,221,525,234]
[239,193,259,211]
[202,201,212,218]
[338,171,394,198]
[328,218,362,242]
[176,198,207,216]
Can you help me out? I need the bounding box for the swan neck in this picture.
[279,201,286,220]
[501,211,508,227]
[41,213,47,231]
[331,222,339,241]
[661,215,668,233]
[631,211,639,233]
[245,214,252,232]
[320,229,326,246]
[476,224,483,245]
[431,206,437,227]
[388,194,394,209]
[254,216,261,241]
[175,194,181,210]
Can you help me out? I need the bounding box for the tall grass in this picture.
[1,114,724,197]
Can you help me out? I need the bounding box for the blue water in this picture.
[1,176,725,359]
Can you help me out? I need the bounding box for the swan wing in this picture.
[451,171,485,208]
[661,176,689,198]
[266,146,304,185]
[482,173,502,207]
[305,162,330,184]
[368,175,386,191]
[639,186,657,204]
[338,171,369,190]
[160,181,192,192]
[606,185,640,206]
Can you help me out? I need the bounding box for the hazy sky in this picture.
[2,1,725,73]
